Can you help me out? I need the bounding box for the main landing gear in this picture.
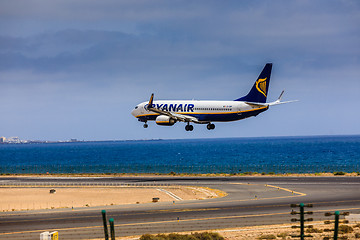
[207,123,215,130]
[185,123,194,131]
[185,123,215,131]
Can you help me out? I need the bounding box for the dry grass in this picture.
[88,222,360,240]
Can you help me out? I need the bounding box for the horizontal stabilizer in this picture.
[245,91,298,107]
[268,100,299,106]
[268,90,298,106]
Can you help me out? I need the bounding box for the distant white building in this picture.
[0,137,6,143]
[7,137,21,144]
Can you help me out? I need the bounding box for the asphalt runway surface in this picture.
[1,176,360,239]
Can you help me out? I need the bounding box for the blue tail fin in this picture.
[235,63,272,103]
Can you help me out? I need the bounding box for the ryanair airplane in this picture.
[131,63,296,131]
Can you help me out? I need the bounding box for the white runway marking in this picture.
[157,188,182,201]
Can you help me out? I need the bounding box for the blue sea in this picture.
[0,135,359,174]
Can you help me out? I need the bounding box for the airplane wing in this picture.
[146,94,208,124]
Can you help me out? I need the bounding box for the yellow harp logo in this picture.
[256,78,267,97]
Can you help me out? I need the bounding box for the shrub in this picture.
[191,232,224,240]
[140,234,165,240]
[257,234,276,239]
[339,225,353,233]
[306,228,323,233]
[277,232,288,239]
[355,232,360,238]
[140,232,224,240]
[333,171,346,175]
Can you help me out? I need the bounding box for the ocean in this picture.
[0,135,359,174]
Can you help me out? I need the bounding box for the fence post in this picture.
[291,203,313,239]
[334,211,339,240]
[102,210,109,240]
[324,210,349,240]
[109,218,115,240]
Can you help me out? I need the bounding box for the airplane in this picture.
[131,63,296,131]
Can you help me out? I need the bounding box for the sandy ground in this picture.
[0,186,223,211]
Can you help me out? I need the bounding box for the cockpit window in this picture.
[135,106,138,109]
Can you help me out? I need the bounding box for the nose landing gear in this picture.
[143,121,148,128]
[207,123,215,130]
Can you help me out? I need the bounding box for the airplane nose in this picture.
[131,107,140,117]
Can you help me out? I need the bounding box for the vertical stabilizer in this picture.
[235,63,272,103]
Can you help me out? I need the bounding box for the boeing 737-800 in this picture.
[131,63,296,131]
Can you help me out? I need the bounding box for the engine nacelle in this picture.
[155,115,176,126]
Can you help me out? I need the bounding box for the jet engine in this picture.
[155,115,176,126]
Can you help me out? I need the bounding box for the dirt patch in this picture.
[0,186,223,212]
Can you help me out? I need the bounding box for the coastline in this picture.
[1,172,359,178]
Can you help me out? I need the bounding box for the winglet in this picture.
[147,93,154,110]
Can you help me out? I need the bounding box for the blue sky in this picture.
[0,0,359,140]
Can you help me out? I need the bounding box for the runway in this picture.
[1,176,360,239]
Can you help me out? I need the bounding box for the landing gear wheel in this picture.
[207,123,215,130]
[143,123,148,128]
[185,124,194,131]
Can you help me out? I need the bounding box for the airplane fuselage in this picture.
[132,100,268,123]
